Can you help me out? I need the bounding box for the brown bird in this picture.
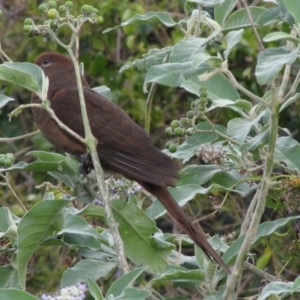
[31,52,230,274]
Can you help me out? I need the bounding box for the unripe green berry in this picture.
[191,101,197,109]
[186,111,194,119]
[82,4,92,13]
[200,91,207,97]
[200,87,206,93]
[170,120,180,129]
[97,16,104,24]
[4,159,12,167]
[24,18,34,25]
[48,1,57,9]
[58,5,67,14]
[39,4,47,13]
[165,127,173,136]
[174,127,184,137]
[180,118,189,126]
[186,128,194,136]
[169,144,177,153]
[165,141,172,149]
[50,20,58,30]
[65,1,74,9]
[92,8,99,14]
[5,153,14,160]
[47,8,58,19]
[200,97,207,104]
[0,9,3,16]
[198,104,205,111]
[24,25,32,34]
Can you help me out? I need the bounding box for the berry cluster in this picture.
[0,153,14,168]
[23,1,103,37]
[165,87,209,153]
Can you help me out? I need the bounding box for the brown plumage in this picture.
[31,52,230,274]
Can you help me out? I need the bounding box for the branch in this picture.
[223,84,279,298]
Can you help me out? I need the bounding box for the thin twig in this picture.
[222,69,270,107]
[240,0,264,51]
[144,82,157,134]
[0,130,40,143]
[223,84,279,299]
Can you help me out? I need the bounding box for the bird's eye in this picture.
[42,58,50,65]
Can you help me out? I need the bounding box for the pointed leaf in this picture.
[17,200,69,289]
[0,94,14,109]
[111,200,169,272]
[224,29,244,59]
[107,266,148,297]
[224,7,266,31]
[215,0,238,26]
[0,63,47,97]
[274,136,300,170]
[86,277,104,300]
[61,259,116,287]
[256,47,299,85]
[0,289,38,300]
[104,12,177,33]
[223,216,300,263]
[284,0,300,23]
[263,32,300,45]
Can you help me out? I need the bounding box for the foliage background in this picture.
[0,0,300,299]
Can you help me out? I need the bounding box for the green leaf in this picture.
[106,266,148,297]
[257,6,283,26]
[0,266,20,289]
[215,0,238,26]
[293,276,300,291]
[0,62,47,98]
[284,0,300,23]
[146,183,236,219]
[256,47,299,85]
[93,85,112,100]
[61,259,116,287]
[169,122,227,162]
[143,62,198,92]
[224,29,244,59]
[113,287,151,300]
[120,47,172,72]
[274,136,300,170]
[206,99,252,116]
[17,200,69,290]
[224,7,266,31]
[149,268,204,285]
[111,200,169,272]
[242,124,270,152]
[181,73,240,100]
[103,12,177,33]
[0,289,38,300]
[77,204,105,219]
[187,0,225,7]
[263,32,300,45]
[0,207,15,236]
[257,281,295,300]
[59,213,102,249]
[178,165,224,186]
[86,277,104,300]
[0,94,14,109]
[223,216,300,263]
[170,33,220,63]
[280,93,300,112]
[227,110,265,143]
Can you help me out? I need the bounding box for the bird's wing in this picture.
[50,86,179,186]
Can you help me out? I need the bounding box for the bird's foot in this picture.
[78,152,93,176]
